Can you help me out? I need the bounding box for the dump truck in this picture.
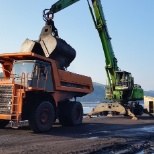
[0,20,93,133]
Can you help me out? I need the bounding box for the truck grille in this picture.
[0,85,13,114]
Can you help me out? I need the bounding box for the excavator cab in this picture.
[115,71,134,89]
[105,71,134,101]
[105,70,143,101]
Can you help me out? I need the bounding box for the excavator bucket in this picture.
[20,39,44,56]
[20,25,76,70]
[40,34,57,57]
[39,25,76,69]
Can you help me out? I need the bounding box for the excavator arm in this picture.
[50,0,80,13]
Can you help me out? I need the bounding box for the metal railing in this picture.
[0,68,48,121]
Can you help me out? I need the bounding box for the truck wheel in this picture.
[0,120,9,129]
[59,101,83,126]
[137,105,144,116]
[124,110,128,116]
[68,101,83,126]
[112,111,119,115]
[58,101,69,126]
[29,101,55,133]
[100,111,108,116]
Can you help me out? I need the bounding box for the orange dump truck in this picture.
[0,25,93,133]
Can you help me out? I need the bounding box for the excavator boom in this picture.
[50,0,80,13]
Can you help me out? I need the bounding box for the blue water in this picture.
[82,102,99,114]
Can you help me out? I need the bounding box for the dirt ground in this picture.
[0,115,154,154]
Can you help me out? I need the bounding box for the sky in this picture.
[0,0,154,91]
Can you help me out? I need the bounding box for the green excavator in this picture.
[46,0,144,118]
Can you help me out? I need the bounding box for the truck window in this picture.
[33,65,39,77]
[39,66,46,77]
[12,62,34,77]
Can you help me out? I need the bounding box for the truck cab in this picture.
[12,60,54,91]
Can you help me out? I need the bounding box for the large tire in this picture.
[59,101,83,126]
[137,105,144,116]
[124,110,129,116]
[130,104,144,116]
[58,101,69,126]
[29,101,55,133]
[0,120,9,129]
[68,101,83,126]
[100,111,108,116]
[112,111,119,115]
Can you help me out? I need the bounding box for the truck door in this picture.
[30,62,53,91]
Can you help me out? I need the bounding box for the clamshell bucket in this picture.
[20,25,76,69]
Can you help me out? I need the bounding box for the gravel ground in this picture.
[0,115,154,154]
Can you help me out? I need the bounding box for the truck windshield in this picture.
[12,62,34,77]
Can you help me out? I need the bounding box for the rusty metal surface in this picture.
[0,52,54,63]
